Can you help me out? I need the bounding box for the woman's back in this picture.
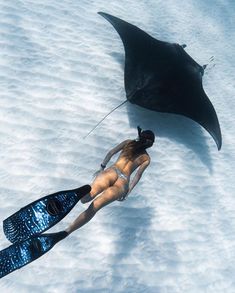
[114,140,150,176]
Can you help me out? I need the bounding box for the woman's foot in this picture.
[81,193,93,204]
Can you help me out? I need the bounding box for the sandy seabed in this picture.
[0,0,234,292]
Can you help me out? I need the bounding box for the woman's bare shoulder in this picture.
[110,139,132,155]
[118,139,132,147]
[124,139,132,144]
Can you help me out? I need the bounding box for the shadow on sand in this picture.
[125,103,214,172]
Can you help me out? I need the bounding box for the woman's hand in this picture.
[117,190,129,201]
[117,195,127,201]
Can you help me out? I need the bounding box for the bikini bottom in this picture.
[111,166,129,182]
[82,167,129,204]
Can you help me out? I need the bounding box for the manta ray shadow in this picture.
[126,103,214,172]
[109,51,125,70]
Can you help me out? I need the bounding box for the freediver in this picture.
[65,126,155,234]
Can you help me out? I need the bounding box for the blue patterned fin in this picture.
[3,185,91,243]
[0,231,68,279]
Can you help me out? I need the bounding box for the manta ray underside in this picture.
[98,12,222,150]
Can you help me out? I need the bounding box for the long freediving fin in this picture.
[3,185,91,244]
[0,231,68,279]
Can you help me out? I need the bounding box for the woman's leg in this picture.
[66,180,128,234]
[81,168,118,203]
[65,203,96,234]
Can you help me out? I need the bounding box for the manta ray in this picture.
[98,12,222,150]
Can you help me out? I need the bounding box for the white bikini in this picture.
[111,166,129,181]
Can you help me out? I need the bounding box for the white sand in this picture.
[0,0,234,292]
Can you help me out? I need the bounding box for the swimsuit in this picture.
[111,166,129,200]
[111,166,129,181]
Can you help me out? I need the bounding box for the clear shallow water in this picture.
[0,0,234,292]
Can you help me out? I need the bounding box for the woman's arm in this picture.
[128,159,150,194]
[101,139,132,168]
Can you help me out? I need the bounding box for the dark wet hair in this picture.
[121,126,155,160]
[137,126,155,144]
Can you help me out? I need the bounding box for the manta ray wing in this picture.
[98,12,222,150]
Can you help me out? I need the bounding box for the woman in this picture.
[65,127,155,235]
